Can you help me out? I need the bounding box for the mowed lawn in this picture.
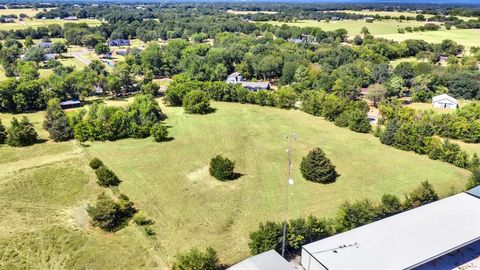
[83,101,469,265]
[377,28,480,48]
[0,18,101,31]
[263,19,440,35]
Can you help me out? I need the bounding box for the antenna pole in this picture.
[282,131,295,258]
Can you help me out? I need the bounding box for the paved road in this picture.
[72,50,92,65]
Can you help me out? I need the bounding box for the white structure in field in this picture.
[301,189,480,270]
[228,250,294,270]
[432,94,458,109]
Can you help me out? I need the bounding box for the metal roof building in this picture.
[301,190,480,270]
[229,250,295,270]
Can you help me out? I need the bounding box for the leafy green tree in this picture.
[94,43,110,55]
[0,120,6,144]
[183,90,211,114]
[6,117,37,147]
[172,247,219,270]
[467,168,480,189]
[249,221,283,255]
[24,47,46,62]
[51,42,67,55]
[89,157,104,170]
[403,181,438,209]
[87,193,136,232]
[348,109,371,133]
[150,123,168,142]
[380,118,401,145]
[24,36,34,48]
[95,166,121,187]
[43,98,73,141]
[378,194,403,217]
[336,199,378,232]
[300,147,337,184]
[209,155,235,181]
[366,84,386,107]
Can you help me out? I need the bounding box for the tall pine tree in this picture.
[43,98,73,142]
[300,147,337,183]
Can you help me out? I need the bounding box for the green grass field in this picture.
[263,20,479,47]
[0,18,101,31]
[263,19,440,35]
[0,8,51,17]
[0,101,471,268]
[337,10,476,21]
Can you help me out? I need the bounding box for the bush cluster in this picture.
[89,157,104,170]
[248,181,438,255]
[302,90,371,133]
[172,247,219,270]
[209,155,236,181]
[165,80,297,110]
[69,95,164,142]
[150,123,169,142]
[5,117,38,147]
[87,193,137,232]
[95,166,121,187]
[183,90,211,114]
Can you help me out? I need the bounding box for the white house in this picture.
[226,72,271,92]
[432,94,458,109]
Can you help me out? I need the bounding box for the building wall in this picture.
[301,248,328,270]
[432,100,457,109]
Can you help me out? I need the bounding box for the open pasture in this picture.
[263,19,441,36]
[0,100,471,267]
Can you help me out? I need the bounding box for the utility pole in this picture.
[282,131,296,258]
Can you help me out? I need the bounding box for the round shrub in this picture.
[300,147,337,184]
[95,166,121,187]
[209,155,235,181]
[183,90,211,114]
[89,157,104,170]
[172,247,219,270]
[150,123,168,142]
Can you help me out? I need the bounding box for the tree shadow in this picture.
[35,138,48,144]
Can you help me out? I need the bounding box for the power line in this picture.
[282,131,296,258]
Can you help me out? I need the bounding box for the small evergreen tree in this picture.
[95,166,121,187]
[6,117,37,147]
[150,123,168,142]
[209,155,235,181]
[348,109,371,133]
[172,247,219,270]
[43,98,73,141]
[89,157,104,170]
[183,90,211,114]
[248,221,283,255]
[403,181,438,209]
[87,193,136,232]
[380,118,401,145]
[300,147,337,183]
[0,120,6,144]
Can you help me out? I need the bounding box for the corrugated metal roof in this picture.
[229,250,295,270]
[302,192,480,270]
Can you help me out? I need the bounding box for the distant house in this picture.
[63,16,78,21]
[116,49,127,56]
[226,72,270,92]
[60,100,82,109]
[432,94,458,109]
[37,42,52,49]
[107,39,130,47]
[2,18,15,23]
[227,72,243,84]
[44,53,56,60]
[93,85,103,95]
[364,17,375,22]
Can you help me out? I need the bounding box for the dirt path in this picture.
[0,147,83,179]
[72,50,92,65]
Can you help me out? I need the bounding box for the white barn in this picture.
[432,94,458,109]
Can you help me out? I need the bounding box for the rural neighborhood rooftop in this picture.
[228,250,295,270]
[301,191,480,270]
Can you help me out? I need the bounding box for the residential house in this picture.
[432,94,458,109]
[107,39,130,47]
[226,72,271,92]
